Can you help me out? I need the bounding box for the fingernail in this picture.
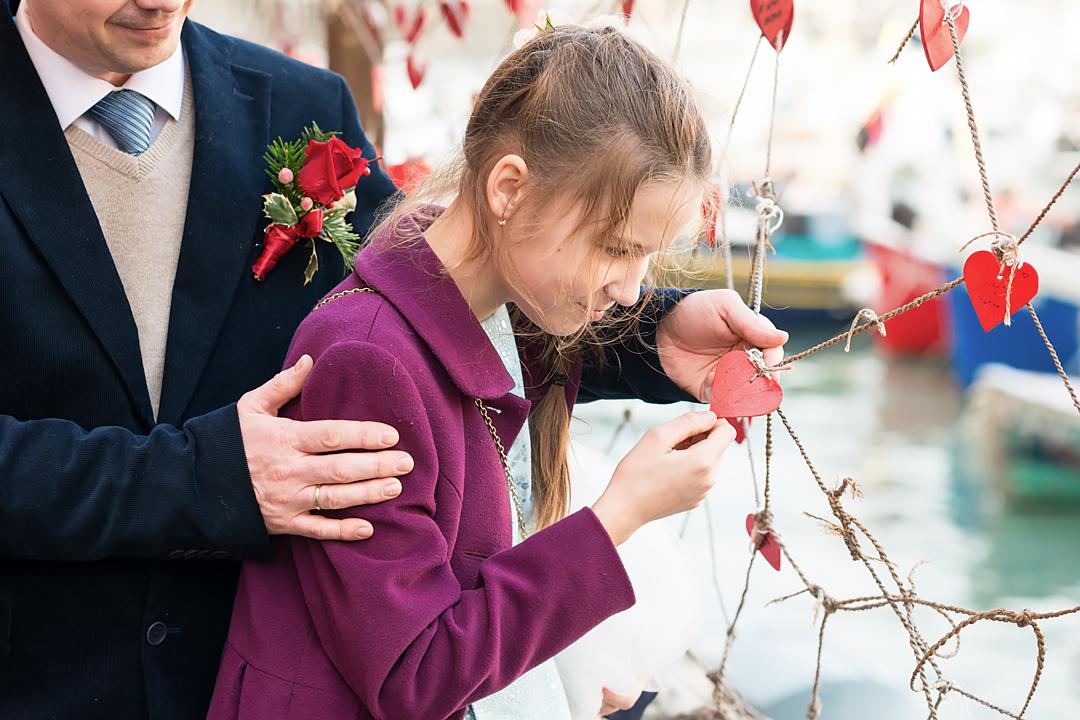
[381,430,398,445]
[296,354,312,370]
[699,410,717,421]
[384,480,402,498]
[395,457,413,473]
[356,525,373,539]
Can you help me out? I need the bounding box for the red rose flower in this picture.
[297,136,370,206]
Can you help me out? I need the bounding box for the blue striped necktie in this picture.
[87,90,157,156]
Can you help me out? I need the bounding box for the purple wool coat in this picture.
[208,214,636,720]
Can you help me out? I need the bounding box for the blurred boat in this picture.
[964,364,1080,506]
[658,204,878,324]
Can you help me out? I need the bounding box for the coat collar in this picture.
[354,210,516,402]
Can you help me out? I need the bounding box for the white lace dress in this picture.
[464,305,573,720]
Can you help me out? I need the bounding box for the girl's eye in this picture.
[604,246,631,258]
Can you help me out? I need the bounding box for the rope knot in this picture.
[752,178,784,235]
[844,308,887,352]
[1014,609,1034,628]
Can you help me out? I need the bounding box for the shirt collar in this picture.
[14,0,184,130]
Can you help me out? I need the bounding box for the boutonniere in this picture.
[253,123,375,284]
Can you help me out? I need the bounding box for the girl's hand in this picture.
[592,410,735,546]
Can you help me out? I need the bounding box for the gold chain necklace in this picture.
[312,286,529,541]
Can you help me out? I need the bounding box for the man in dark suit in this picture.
[0,1,787,718]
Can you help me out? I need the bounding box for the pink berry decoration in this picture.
[300,197,314,212]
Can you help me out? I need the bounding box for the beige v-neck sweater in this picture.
[65,75,196,420]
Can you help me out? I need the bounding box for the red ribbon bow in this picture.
[251,210,324,282]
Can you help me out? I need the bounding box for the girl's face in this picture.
[502,181,700,337]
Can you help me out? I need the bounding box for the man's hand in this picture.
[238,354,414,542]
[656,289,789,402]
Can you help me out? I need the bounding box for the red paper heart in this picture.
[750,0,793,51]
[727,417,752,444]
[440,0,469,39]
[709,350,783,419]
[622,0,635,20]
[393,3,408,33]
[405,6,427,44]
[406,54,426,89]
[963,250,1039,332]
[920,0,970,71]
[746,514,781,571]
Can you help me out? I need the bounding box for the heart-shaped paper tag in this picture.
[406,54,426,89]
[920,0,970,71]
[963,250,1039,331]
[746,514,782,571]
[709,350,783,418]
[727,417,751,444]
[440,0,469,39]
[750,0,794,51]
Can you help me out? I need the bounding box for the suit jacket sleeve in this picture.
[0,405,271,561]
[577,286,698,404]
[289,340,636,719]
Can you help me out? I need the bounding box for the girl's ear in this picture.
[486,154,529,224]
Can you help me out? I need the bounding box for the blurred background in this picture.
[189,1,1080,717]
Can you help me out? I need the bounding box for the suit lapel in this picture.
[0,3,154,425]
[155,22,271,425]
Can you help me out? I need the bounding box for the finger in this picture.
[247,355,313,415]
[602,688,639,711]
[289,513,373,541]
[304,450,414,484]
[312,478,403,510]
[292,419,401,453]
[599,703,618,716]
[647,410,718,451]
[701,368,717,403]
[722,298,789,349]
[762,344,785,383]
[682,417,737,463]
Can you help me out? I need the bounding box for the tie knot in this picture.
[88,90,157,156]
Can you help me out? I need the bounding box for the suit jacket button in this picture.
[146,621,168,647]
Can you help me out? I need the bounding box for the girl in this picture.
[210,23,735,720]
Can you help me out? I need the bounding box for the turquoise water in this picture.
[572,325,1080,719]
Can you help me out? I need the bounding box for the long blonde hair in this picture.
[372,23,712,530]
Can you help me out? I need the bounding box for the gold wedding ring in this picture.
[313,484,323,512]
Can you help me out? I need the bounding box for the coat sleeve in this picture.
[289,340,636,719]
[577,287,698,404]
[0,405,271,561]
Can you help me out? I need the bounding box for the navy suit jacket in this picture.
[0,1,689,717]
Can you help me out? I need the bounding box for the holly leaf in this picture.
[303,240,319,286]
[263,193,298,226]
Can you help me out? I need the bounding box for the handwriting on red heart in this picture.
[920,0,970,71]
[440,0,469,40]
[746,514,782,571]
[750,0,794,51]
[406,54,426,89]
[709,350,783,419]
[962,250,1039,331]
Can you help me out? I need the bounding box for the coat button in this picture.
[146,621,168,647]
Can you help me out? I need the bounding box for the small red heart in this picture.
[406,54,426,89]
[746,514,781,571]
[920,0,970,72]
[393,4,408,33]
[405,6,427,44]
[962,250,1039,332]
[709,350,783,419]
[622,0,635,20]
[727,417,751,444]
[440,0,469,39]
[750,0,793,51]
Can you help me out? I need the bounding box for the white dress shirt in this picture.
[15,0,185,149]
